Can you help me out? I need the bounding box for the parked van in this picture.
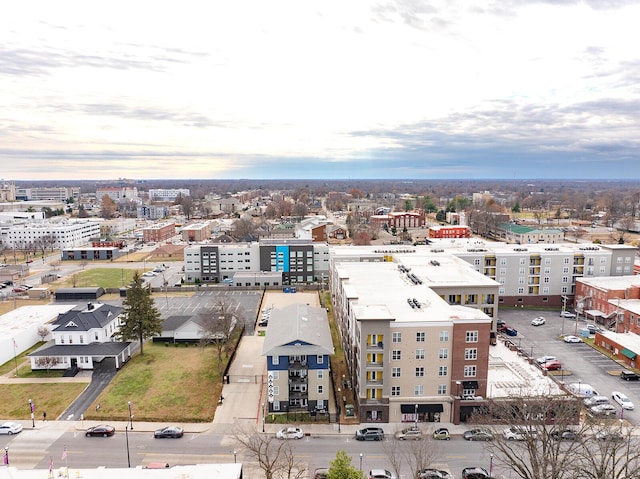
[583,395,610,407]
[568,383,598,397]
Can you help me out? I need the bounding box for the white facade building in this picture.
[148,188,190,201]
[5,220,101,249]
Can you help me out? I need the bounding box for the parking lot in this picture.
[497,307,639,423]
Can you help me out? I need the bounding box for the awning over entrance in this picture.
[401,404,444,414]
[621,348,637,360]
[463,380,479,389]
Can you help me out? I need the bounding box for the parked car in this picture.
[417,469,451,479]
[432,427,451,440]
[85,425,115,437]
[586,324,601,334]
[0,421,23,435]
[502,426,537,441]
[356,427,384,441]
[356,427,383,441]
[12,287,27,293]
[395,426,422,440]
[504,327,518,337]
[313,468,329,479]
[531,316,546,326]
[620,370,640,381]
[563,335,582,343]
[595,430,624,441]
[461,467,491,479]
[497,323,508,332]
[583,395,610,407]
[612,391,635,410]
[463,429,493,441]
[368,469,396,479]
[551,429,578,441]
[589,404,618,416]
[560,311,577,318]
[536,355,557,364]
[258,319,268,327]
[276,427,304,439]
[154,426,184,438]
[543,360,562,371]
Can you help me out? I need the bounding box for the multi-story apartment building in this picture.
[148,188,190,202]
[262,303,334,414]
[142,222,175,243]
[496,223,564,244]
[5,220,101,250]
[575,275,640,332]
[454,241,637,308]
[96,186,139,203]
[16,187,80,202]
[183,240,331,285]
[182,222,213,243]
[137,205,169,220]
[329,246,497,424]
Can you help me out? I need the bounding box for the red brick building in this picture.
[428,225,471,239]
[143,222,176,243]
[370,210,426,229]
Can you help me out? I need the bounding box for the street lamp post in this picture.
[3,446,8,466]
[29,398,35,428]
[233,450,237,464]
[125,425,131,468]
[415,404,419,428]
[262,403,266,433]
[128,401,134,430]
[359,453,363,471]
[490,454,494,476]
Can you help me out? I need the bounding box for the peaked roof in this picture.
[262,303,334,356]
[53,303,123,332]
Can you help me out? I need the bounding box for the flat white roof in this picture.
[578,275,640,289]
[0,304,75,336]
[0,464,243,479]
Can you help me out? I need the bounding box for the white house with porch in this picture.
[28,302,133,371]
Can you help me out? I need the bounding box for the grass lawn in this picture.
[0,383,88,419]
[84,342,226,423]
[58,268,145,289]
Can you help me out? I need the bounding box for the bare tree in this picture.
[232,218,257,241]
[37,326,49,342]
[574,423,640,479]
[232,425,306,479]
[381,427,441,478]
[100,195,116,219]
[34,356,60,373]
[197,301,240,376]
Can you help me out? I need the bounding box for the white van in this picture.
[568,383,598,397]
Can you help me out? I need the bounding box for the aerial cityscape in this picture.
[2,0,640,477]
[0,176,639,479]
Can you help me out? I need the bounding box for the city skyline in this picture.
[1,1,639,181]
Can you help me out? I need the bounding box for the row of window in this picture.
[390,384,449,396]
[392,331,451,342]
[391,364,477,377]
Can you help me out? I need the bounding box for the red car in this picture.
[543,360,562,371]
[85,425,115,437]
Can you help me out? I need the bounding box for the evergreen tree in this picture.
[118,271,162,356]
[328,450,363,479]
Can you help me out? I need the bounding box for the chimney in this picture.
[87,302,93,311]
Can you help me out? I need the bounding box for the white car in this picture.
[531,317,546,326]
[563,335,582,343]
[276,427,304,440]
[536,355,557,364]
[0,421,23,435]
[612,391,635,410]
[368,469,397,479]
[560,311,577,318]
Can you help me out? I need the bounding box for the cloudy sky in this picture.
[1,1,639,181]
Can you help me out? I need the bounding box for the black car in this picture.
[551,429,577,441]
[154,426,184,438]
[85,425,115,437]
[355,427,384,441]
[620,370,640,381]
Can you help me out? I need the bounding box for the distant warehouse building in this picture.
[61,246,121,261]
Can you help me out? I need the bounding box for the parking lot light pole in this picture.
[359,453,363,471]
[233,450,237,464]
[490,454,494,476]
[3,446,8,466]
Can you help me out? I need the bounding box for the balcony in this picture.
[366,341,384,351]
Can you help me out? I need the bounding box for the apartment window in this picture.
[500,258,506,265]
[318,385,324,394]
[464,365,477,377]
[415,349,425,360]
[564,257,570,264]
[439,348,448,359]
[392,367,401,378]
[474,258,481,266]
[543,267,550,274]
[499,268,506,275]
[273,386,279,396]
[392,332,402,343]
[499,287,505,295]
[545,258,551,265]
[272,356,279,365]
[414,385,424,396]
[544,277,550,283]
[391,386,400,397]
[437,384,447,395]
[416,331,425,342]
[416,367,424,377]
[563,267,570,274]
[562,276,569,283]
[94,332,99,341]
[392,350,401,360]
[317,355,323,364]
[438,366,448,376]
[439,331,449,342]
[317,370,324,379]
[465,348,478,360]
[465,331,479,343]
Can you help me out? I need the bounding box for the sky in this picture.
[1,0,640,181]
